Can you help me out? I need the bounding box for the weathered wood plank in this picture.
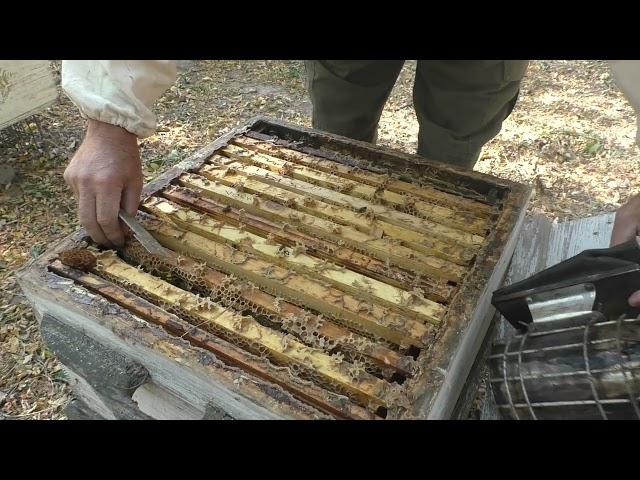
[132,382,204,420]
[0,61,57,130]
[40,313,152,420]
[545,213,616,268]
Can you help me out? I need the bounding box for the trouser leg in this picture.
[305,60,405,143]
[413,60,529,168]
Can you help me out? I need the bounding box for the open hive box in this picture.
[18,117,531,420]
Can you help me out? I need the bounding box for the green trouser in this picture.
[304,60,529,169]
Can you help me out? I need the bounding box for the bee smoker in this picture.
[489,240,640,420]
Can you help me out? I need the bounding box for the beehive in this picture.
[18,117,531,419]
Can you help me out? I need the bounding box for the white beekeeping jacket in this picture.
[61,60,177,138]
[61,60,640,144]
[609,60,640,144]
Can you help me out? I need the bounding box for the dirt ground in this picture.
[0,60,637,419]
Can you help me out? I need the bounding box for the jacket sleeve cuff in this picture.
[61,60,177,139]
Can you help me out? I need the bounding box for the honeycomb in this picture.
[50,133,502,419]
[58,248,97,271]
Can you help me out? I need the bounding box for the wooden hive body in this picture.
[0,61,57,131]
[18,117,531,420]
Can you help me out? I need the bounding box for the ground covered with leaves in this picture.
[0,60,637,419]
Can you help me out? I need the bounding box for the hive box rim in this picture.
[18,115,532,419]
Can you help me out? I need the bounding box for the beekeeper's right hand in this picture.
[64,119,142,248]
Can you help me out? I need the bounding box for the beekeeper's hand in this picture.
[64,119,143,248]
[611,194,640,306]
